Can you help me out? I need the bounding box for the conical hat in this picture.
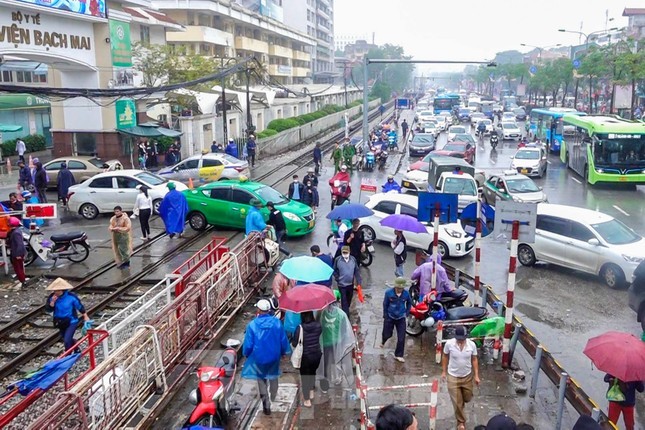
[46,278,74,291]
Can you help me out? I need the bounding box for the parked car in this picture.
[510,146,547,178]
[517,204,645,289]
[184,179,314,237]
[447,125,468,141]
[157,153,249,184]
[500,122,522,140]
[408,133,436,157]
[482,171,548,205]
[359,193,474,258]
[67,170,187,220]
[431,141,476,164]
[43,156,123,189]
[627,261,645,330]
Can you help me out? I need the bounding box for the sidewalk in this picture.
[0,149,54,187]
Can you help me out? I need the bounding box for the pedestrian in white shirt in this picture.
[132,185,153,240]
[441,325,480,430]
[15,139,26,163]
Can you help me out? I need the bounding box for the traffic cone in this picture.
[6,158,11,174]
[188,177,194,190]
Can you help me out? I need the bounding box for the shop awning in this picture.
[0,124,23,132]
[0,94,50,110]
[117,124,183,138]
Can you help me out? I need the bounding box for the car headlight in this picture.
[622,254,644,263]
[532,164,541,169]
[512,196,524,202]
[283,212,300,222]
[443,228,463,238]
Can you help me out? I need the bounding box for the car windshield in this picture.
[443,177,477,195]
[515,150,540,160]
[503,123,518,130]
[505,178,540,193]
[420,111,433,117]
[88,158,106,168]
[450,127,466,134]
[442,143,466,152]
[513,108,525,114]
[256,185,288,205]
[135,172,167,185]
[590,219,641,245]
[412,135,434,144]
[453,134,475,144]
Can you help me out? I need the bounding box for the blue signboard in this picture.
[529,65,538,74]
[16,0,107,18]
[417,192,458,224]
[460,202,495,237]
[572,59,581,69]
[396,98,410,109]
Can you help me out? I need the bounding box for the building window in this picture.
[0,70,13,82]
[34,71,47,83]
[140,25,150,45]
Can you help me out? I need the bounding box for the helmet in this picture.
[307,167,314,173]
[387,174,394,179]
[256,299,271,312]
[21,190,31,198]
[341,165,347,171]
[8,217,21,227]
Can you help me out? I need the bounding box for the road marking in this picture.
[547,160,552,164]
[571,177,582,184]
[612,205,630,216]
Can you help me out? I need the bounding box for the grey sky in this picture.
[335,1,631,71]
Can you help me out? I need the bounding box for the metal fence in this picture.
[172,236,229,296]
[29,233,266,429]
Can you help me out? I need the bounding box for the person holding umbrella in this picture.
[381,278,412,363]
[391,230,407,278]
[291,311,322,407]
[603,374,643,430]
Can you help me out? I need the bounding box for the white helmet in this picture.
[341,165,347,171]
[256,299,271,312]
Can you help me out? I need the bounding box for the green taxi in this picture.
[184,179,315,236]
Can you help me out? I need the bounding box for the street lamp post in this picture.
[558,28,618,113]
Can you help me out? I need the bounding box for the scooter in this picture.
[388,133,398,151]
[330,182,351,210]
[490,133,499,149]
[359,240,374,267]
[184,339,242,428]
[408,280,467,308]
[23,227,90,267]
[406,291,487,337]
[377,150,388,170]
[365,149,376,172]
[255,226,280,271]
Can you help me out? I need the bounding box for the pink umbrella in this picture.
[583,331,645,382]
[278,284,337,313]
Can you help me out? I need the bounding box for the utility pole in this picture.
[220,58,228,142]
[245,67,254,136]
[362,56,369,145]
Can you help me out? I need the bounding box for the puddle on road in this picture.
[515,302,566,330]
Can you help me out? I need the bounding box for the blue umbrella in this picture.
[380,214,428,234]
[8,353,80,395]
[326,203,374,220]
[279,256,334,283]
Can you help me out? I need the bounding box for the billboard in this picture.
[16,0,107,19]
[109,19,132,67]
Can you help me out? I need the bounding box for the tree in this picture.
[578,47,610,113]
[551,58,573,106]
[613,39,645,115]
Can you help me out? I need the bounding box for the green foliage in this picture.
[2,134,46,157]
[256,129,278,139]
[299,113,316,123]
[310,111,326,120]
[266,118,300,132]
[370,81,392,103]
[348,100,363,108]
[155,136,175,153]
[352,44,414,94]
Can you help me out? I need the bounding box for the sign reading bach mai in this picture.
[1,11,91,50]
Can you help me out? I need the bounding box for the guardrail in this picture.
[443,264,616,429]
[172,236,229,296]
[29,233,267,429]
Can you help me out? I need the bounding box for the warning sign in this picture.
[25,203,58,219]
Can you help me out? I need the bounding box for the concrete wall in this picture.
[258,99,380,157]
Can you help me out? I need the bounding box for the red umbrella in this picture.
[279,284,337,313]
[583,331,645,382]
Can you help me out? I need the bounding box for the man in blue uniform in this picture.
[45,278,91,351]
[382,175,402,193]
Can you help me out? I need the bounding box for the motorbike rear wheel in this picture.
[67,243,90,263]
[405,314,425,337]
[24,246,37,267]
[359,251,373,267]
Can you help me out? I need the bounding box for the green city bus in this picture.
[560,115,645,185]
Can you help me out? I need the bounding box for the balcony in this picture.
[235,36,269,53]
[292,67,310,78]
[293,50,311,62]
[166,26,233,47]
[269,44,293,58]
[268,64,292,76]
[317,7,330,20]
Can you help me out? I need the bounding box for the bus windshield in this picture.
[433,98,453,112]
[593,135,645,167]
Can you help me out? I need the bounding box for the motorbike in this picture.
[254,226,280,271]
[388,133,398,151]
[330,181,351,210]
[23,227,90,267]
[408,280,467,308]
[184,339,242,428]
[359,240,374,267]
[377,150,388,169]
[490,133,499,149]
[365,149,376,172]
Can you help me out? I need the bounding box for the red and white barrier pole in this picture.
[429,378,439,430]
[502,220,520,368]
[473,199,482,307]
[431,202,440,293]
[435,320,443,364]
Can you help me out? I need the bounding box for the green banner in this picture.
[116,99,137,129]
[109,20,132,67]
[0,94,50,110]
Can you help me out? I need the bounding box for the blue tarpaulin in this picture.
[8,353,80,396]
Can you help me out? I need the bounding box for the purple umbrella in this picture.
[380,214,428,234]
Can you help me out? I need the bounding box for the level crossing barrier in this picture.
[172,236,229,296]
[29,233,266,429]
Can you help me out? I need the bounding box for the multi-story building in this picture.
[623,7,645,39]
[282,0,335,83]
[154,0,316,85]
[335,34,368,53]
[0,0,182,160]
[344,39,377,62]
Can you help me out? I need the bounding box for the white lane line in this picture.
[571,177,582,184]
[613,205,630,216]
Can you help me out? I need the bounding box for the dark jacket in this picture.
[19,166,32,186]
[57,168,76,198]
[288,182,305,200]
[302,185,319,207]
[247,138,257,152]
[292,320,322,358]
[313,147,322,163]
[383,288,412,320]
[343,228,365,261]
[303,173,318,188]
[267,208,287,232]
[604,374,644,407]
[9,227,25,258]
[314,253,334,287]
[393,234,407,266]
[34,167,47,189]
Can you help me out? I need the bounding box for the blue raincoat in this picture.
[242,314,290,380]
[158,189,188,235]
[245,206,266,235]
[225,142,239,159]
[382,180,401,193]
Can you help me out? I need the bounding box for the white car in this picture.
[448,125,468,141]
[157,153,249,184]
[510,146,548,178]
[67,170,188,220]
[417,110,435,123]
[500,122,522,140]
[477,119,494,135]
[502,112,516,123]
[359,193,474,258]
[437,112,453,130]
[517,204,645,289]
[421,121,439,138]
[401,164,430,193]
[470,112,486,125]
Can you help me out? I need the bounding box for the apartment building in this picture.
[155,0,316,85]
[282,0,335,83]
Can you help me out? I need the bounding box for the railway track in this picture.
[0,100,394,385]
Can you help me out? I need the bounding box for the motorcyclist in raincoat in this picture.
[382,175,401,193]
[242,299,291,415]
